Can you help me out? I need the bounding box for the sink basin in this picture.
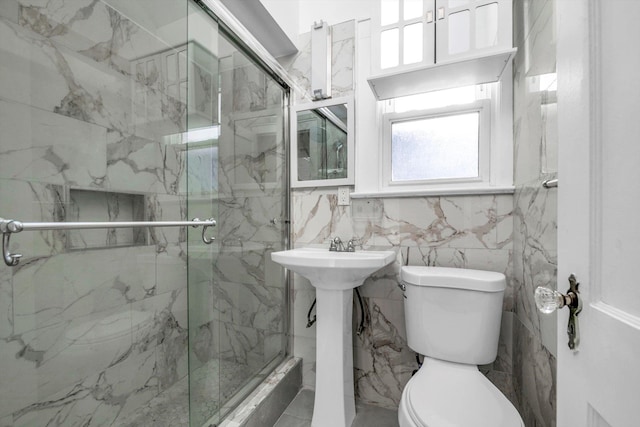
[271,247,396,427]
[271,247,396,290]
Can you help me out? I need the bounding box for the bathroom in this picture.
[0,0,638,426]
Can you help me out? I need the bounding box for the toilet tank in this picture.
[401,266,506,365]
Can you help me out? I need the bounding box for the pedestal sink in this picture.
[271,248,396,427]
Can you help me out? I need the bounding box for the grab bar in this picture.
[1,217,216,267]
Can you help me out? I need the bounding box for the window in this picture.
[391,111,479,180]
[352,82,513,198]
[382,100,490,190]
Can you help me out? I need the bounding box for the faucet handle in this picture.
[329,237,341,251]
[346,237,361,252]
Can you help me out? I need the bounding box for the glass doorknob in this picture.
[535,274,583,350]
[535,286,570,313]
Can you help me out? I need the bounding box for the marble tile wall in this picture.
[290,190,516,408]
[512,0,558,426]
[0,0,193,425]
[0,0,291,422]
[281,20,517,410]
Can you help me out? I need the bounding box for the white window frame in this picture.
[353,20,514,199]
[381,100,491,192]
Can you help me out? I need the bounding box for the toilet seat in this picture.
[402,358,524,427]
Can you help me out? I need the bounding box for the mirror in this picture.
[291,96,354,187]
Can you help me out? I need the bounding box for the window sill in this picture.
[350,185,515,199]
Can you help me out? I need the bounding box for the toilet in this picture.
[398,266,524,427]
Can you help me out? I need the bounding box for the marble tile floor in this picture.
[274,389,400,427]
[119,358,251,427]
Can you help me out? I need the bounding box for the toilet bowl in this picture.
[398,266,524,427]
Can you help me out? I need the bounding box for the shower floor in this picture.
[119,358,252,427]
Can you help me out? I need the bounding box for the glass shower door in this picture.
[185,3,221,426]
[0,0,197,425]
[186,3,289,426]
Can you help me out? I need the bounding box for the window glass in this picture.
[404,0,423,20]
[391,112,479,181]
[448,10,470,54]
[449,0,469,8]
[476,2,499,49]
[381,28,400,69]
[403,23,423,64]
[381,0,400,25]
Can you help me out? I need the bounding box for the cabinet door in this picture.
[372,0,436,75]
[435,0,511,63]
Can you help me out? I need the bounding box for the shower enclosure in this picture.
[0,0,289,426]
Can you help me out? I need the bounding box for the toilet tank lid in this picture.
[401,266,506,292]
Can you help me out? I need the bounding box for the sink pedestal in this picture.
[312,287,356,427]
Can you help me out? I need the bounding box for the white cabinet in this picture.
[372,0,436,72]
[369,0,514,100]
[435,0,512,63]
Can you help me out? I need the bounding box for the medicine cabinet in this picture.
[291,96,355,188]
[369,0,515,100]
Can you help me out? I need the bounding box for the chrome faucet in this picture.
[329,237,358,252]
[329,237,345,252]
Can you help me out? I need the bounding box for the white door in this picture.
[556,0,640,426]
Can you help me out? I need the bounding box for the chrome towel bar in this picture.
[1,217,216,267]
[542,179,558,189]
